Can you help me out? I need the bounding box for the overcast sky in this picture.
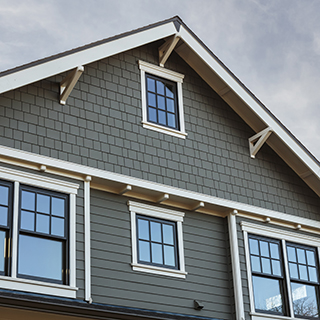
[1,0,320,162]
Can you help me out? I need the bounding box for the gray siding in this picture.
[90,189,233,320]
[0,41,319,221]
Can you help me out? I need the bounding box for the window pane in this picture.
[287,246,297,262]
[262,258,271,274]
[157,96,165,110]
[163,224,174,245]
[252,276,283,314]
[270,243,280,259]
[37,194,50,214]
[18,235,63,281]
[307,251,316,266]
[260,241,270,257]
[251,256,261,273]
[0,231,5,273]
[0,186,8,206]
[151,243,163,264]
[36,214,50,234]
[167,113,176,128]
[309,267,318,282]
[156,81,165,95]
[148,107,157,123]
[138,219,149,240]
[21,191,35,211]
[249,238,259,255]
[51,217,64,237]
[289,262,299,279]
[166,99,175,112]
[164,245,175,266]
[297,248,306,264]
[158,110,166,125]
[150,222,161,242]
[148,93,156,107]
[138,240,150,262]
[147,78,155,92]
[21,210,35,231]
[52,198,65,217]
[291,283,319,318]
[272,260,282,276]
[299,265,308,281]
[165,85,174,98]
[0,207,8,226]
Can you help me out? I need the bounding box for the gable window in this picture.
[128,201,187,278]
[0,166,78,298]
[138,60,187,139]
[242,222,320,319]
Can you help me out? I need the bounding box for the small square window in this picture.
[128,201,187,278]
[139,61,187,139]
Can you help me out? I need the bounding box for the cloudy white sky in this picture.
[1,0,320,160]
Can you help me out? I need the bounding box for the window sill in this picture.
[251,312,295,320]
[0,276,78,298]
[132,263,187,279]
[142,121,187,139]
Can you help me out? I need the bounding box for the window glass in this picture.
[0,231,6,273]
[0,186,8,206]
[37,194,50,214]
[0,207,8,227]
[21,191,35,211]
[21,210,34,231]
[51,198,65,217]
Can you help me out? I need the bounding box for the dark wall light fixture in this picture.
[194,300,204,310]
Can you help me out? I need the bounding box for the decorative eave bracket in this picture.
[159,34,180,67]
[249,127,273,158]
[60,66,84,105]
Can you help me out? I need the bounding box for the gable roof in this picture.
[1,16,320,197]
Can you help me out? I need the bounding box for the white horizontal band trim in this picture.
[128,200,184,221]
[1,144,320,229]
[241,221,320,246]
[132,263,187,279]
[142,121,187,139]
[0,276,78,298]
[138,60,184,82]
[0,166,79,194]
[251,312,294,320]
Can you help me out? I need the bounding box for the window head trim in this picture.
[138,60,187,139]
[128,201,187,278]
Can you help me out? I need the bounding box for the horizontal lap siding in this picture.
[90,189,233,320]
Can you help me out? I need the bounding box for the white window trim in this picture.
[128,200,187,278]
[0,166,79,298]
[241,221,320,320]
[138,60,187,139]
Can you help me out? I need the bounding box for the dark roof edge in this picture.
[177,18,320,166]
[0,289,222,320]
[0,16,182,78]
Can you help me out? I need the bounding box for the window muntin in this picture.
[0,180,13,276]
[249,235,285,315]
[18,185,68,284]
[137,215,178,269]
[146,74,179,130]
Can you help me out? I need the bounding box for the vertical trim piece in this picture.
[177,221,185,273]
[69,193,76,288]
[11,181,19,278]
[282,239,293,317]
[84,177,92,302]
[130,210,137,265]
[228,210,245,320]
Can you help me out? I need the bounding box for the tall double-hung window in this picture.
[0,167,78,298]
[243,222,320,319]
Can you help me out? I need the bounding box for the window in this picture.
[138,60,187,139]
[0,166,78,298]
[128,201,187,278]
[242,222,320,319]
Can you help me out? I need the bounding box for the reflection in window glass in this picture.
[18,235,62,281]
[252,276,283,314]
[291,283,319,318]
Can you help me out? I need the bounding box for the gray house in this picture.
[0,16,320,320]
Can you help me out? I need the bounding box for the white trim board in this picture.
[1,145,320,231]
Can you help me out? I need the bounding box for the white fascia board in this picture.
[178,25,320,179]
[0,23,177,94]
[2,144,320,230]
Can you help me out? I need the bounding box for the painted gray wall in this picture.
[0,41,319,221]
[90,189,233,319]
